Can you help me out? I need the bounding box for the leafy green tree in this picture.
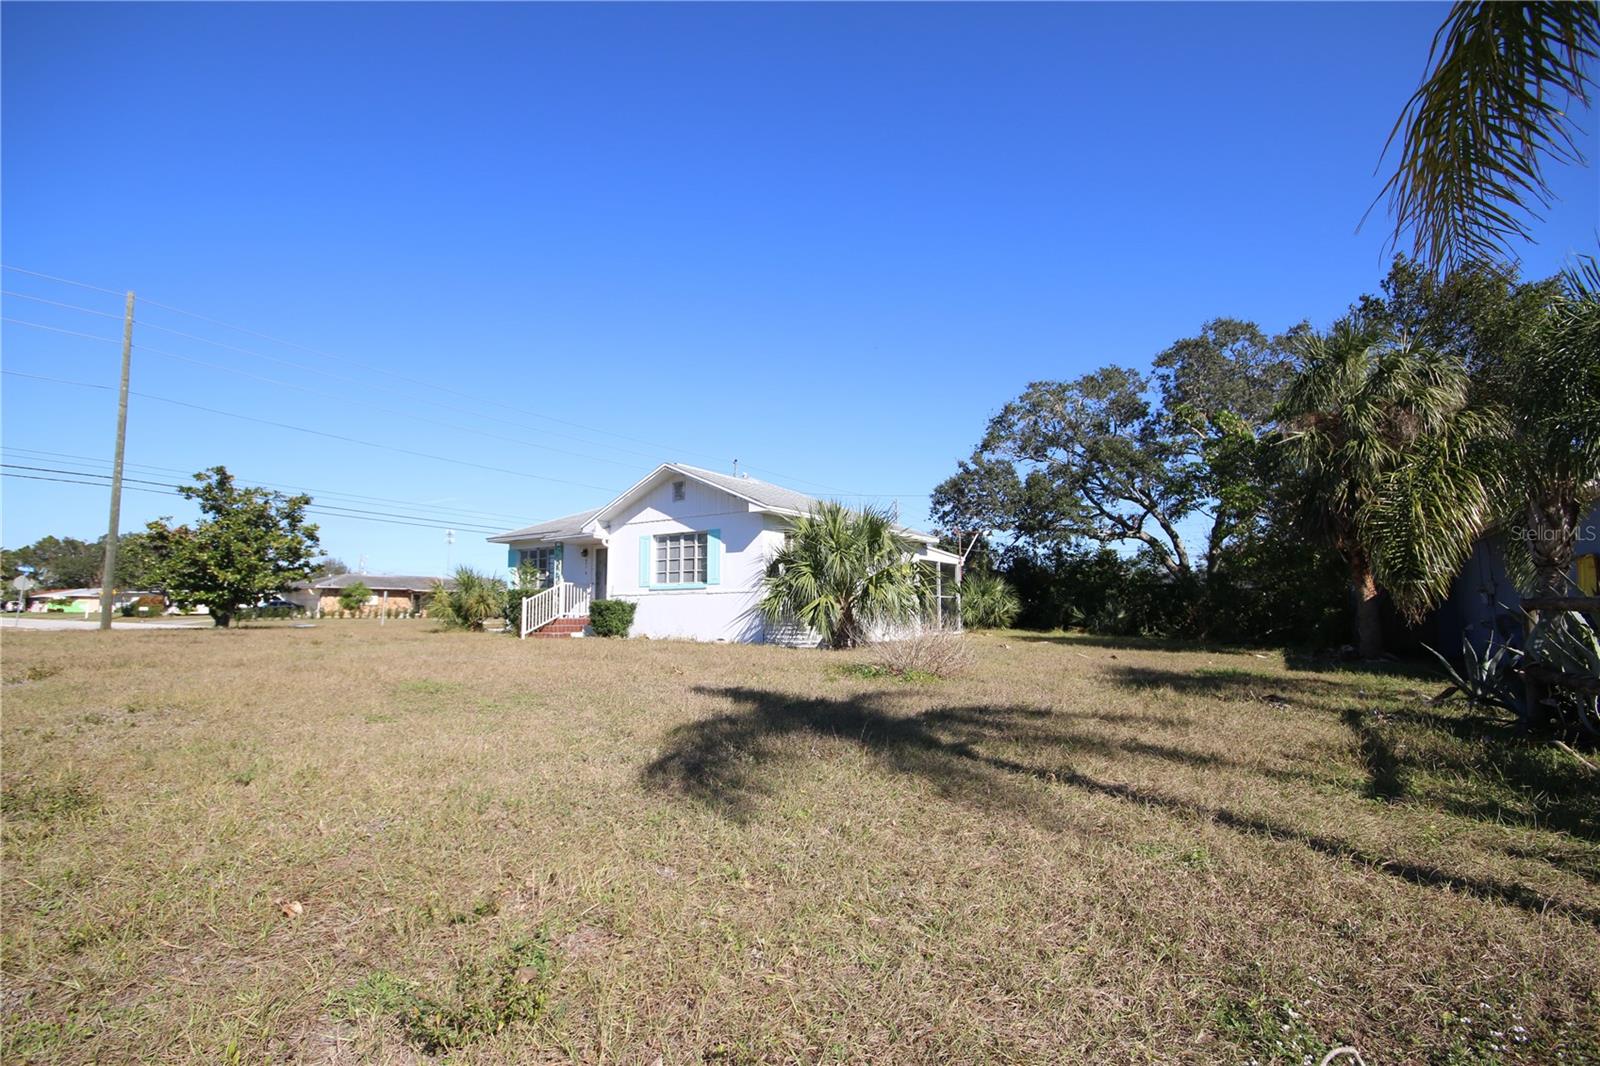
[338,581,373,614]
[1,535,100,587]
[1378,1,1599,270]
[937,321,1298,581]
[2,533,159,589]
[1277,320,1499,657]
[759,502,929,649]
[1354,257,1559,373]
[963,366,1201,576]
[144,467,321,628]
[312,557,351,579]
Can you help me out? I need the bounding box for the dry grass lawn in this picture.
[2,622,1597,1064]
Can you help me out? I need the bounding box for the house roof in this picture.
[293,573,447,593]
[484,508,602,545]
[488,463,941,546]
[36,588,158,598]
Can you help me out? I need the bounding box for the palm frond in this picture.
[1374,1,1600,271]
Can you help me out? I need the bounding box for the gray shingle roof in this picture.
[669,464,823,515]
[488,464,938,544]
[294,573,447,592]
[486,507,602,544]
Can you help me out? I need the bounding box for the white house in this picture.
[488,462,962,642]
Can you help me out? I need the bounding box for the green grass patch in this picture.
[836,662,939,684]
[1,777,97,822]
[331,935,552,1054]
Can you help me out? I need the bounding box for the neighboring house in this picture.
[489,462,962,642]
[26,588,159,614]
[1428,503,1600,653]
[287,573,447,616]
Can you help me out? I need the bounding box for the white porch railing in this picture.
[519,581,592,639]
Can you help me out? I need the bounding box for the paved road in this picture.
[0,616,212,631]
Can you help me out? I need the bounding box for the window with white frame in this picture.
[517,547,557,588]
[672,479,687,501]
[655,532,707,585]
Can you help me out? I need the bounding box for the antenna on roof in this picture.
[732,458,739,478]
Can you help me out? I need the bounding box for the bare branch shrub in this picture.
[871,630,975,680]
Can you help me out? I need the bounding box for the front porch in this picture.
[510,540,611,638]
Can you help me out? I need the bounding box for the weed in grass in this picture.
[329,970,419,1020]
[448,896,501,924]
[334,935,553,1054]
[394,678,457,697]
[227,757,269,786]
[1,777,97,822]
[836,662,936,684]
[1212,995,1328,1063]
[3,662,62,685]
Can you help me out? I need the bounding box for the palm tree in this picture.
[1378,2,1599,271]
[1493,260,1600,598]
[430,567,508,631]
[959,571,1021,630]
[759,501,930,649]
[1277,319,1499,658]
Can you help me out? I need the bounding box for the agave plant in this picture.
[1427,608,1600,737]
[1423,631,1525,717]
[1525,609,1600,737]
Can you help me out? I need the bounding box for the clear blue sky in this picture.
[3,2,1595,576]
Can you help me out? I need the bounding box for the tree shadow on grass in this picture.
[1104,665,1600,844]
[1006,631,1225,654]
[1106,664,1360,709]
[641,686,1600,928]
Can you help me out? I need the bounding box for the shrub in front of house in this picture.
[588,599,637,638]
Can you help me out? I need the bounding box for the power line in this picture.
[3,321,658,471]
[0,265,125,297]
[1,289,125,320]
[1,464,507,532]
[2,369,621,493]
[0,466,509,534]
[2,263,875,495]
[2,317,931,499]
[3,446,534,524]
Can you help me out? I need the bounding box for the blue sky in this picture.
[3,2,1595,576]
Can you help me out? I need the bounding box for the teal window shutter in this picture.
[553,543,564,583]
[706,529,722,585]
[639,535,652,589]
[507,547,519,570]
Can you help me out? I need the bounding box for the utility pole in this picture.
[98,291,135,630]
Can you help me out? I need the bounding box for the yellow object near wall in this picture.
[1579,554,1598,596]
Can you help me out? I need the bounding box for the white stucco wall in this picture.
[603,473,781,642]
[501,472,785,642]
